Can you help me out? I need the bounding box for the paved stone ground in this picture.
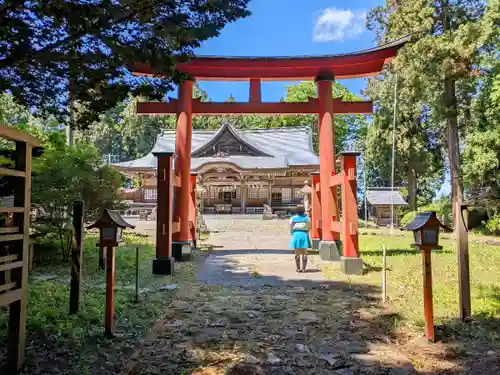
[122,215,417,375]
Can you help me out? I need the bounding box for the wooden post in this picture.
[190,173,197,247]
[340,153,360,258]
[422,247,435,343]
[316,74,339,242]
[310,172,321,249]
[382,244,387,303]
[70,200,84,314]
[152,152,175,274]
[456,203,471,321]
[105,246,116,338]
[7,142,31,371]
[173,80,193,246]
[135,246,139,303]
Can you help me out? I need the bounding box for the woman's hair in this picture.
[294,204,305,214]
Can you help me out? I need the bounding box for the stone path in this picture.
[122,215,417,375]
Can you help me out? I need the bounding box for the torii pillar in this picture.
[316,72,341,261]
[172,80,194,260]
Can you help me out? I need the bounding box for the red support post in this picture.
[249,79,261,103]
[189,173,197,252]
[422,247,435,343]
[316,73,341,261]
[152,152,175,275]
[310,172,321,249]
[339,152,363,275]
[172,80,193,261]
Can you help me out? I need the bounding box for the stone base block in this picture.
[152,256,175,275]
[172,242,192,262]
[172,241,193,262]
[311,238,321,250]
[319,240,341,261]
[341,256,364,275]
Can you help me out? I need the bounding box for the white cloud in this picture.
[313,8,367,42]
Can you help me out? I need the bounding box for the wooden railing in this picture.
[0,124,41,371]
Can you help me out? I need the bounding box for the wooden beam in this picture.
[0,125,41,146]
[0,168,25,178]
[172,221,180,234]
[329,173,344,187]
[0,207,25,213]
[0,289,22,307]
[0,261,23,272]
[0,227,20,234]
[0,255,19,263]
[0,282,17,293]
[331,221,342,233]
[0,234,23,242]
[136,98,372,116]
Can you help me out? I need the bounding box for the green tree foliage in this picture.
[461,0,500,216]
[364,71,444,209]
[366,0,487,213]
[0,0,250,129]
[31,135,124,258]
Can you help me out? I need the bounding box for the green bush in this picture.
[400,198,453,228]
[484,215,500,236]
[400,211,418,227]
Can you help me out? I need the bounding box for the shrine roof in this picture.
[133,36,410,81]
[366,188,408,206]
[113,124,319,171]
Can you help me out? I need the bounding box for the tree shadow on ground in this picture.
[361,248,453,257]
[119,249,500,375]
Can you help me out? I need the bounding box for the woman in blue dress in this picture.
[289,204,311,272]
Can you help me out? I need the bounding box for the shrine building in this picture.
[113,122,319,214]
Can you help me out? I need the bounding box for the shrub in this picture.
[484,215,500,236]
[31,137,124,259]
[400,211,418,227]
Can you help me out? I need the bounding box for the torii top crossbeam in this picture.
[133,37,409,81]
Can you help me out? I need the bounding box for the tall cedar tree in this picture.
[366,0,485,218]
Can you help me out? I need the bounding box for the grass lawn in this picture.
[320,231,500,356]
[0,233,193,374]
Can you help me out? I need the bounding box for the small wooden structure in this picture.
[402,211,451,343]
[0,125,41,371]
[87,209,134,337]
[365,187,408,226]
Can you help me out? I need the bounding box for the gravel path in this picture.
[197,215,325,287]
[122,215,417,375]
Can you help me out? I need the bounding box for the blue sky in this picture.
[194,0,382,101]
[190,0,451,196]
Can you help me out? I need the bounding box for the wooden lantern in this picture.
[402,211,452,343]
[87,209,134,247]
[87,209,134,337]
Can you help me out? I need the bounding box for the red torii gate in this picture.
[133,37,408,275]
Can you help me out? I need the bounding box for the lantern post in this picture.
[87,209,134,337]
[402,211,452,343]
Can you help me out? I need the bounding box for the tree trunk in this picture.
[407,162,417,211]
[444,77,464,228]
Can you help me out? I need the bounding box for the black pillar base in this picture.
[152,256,175,275]
[319,240,341,261]
[172,241,191,262]
[311,238,321,250]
